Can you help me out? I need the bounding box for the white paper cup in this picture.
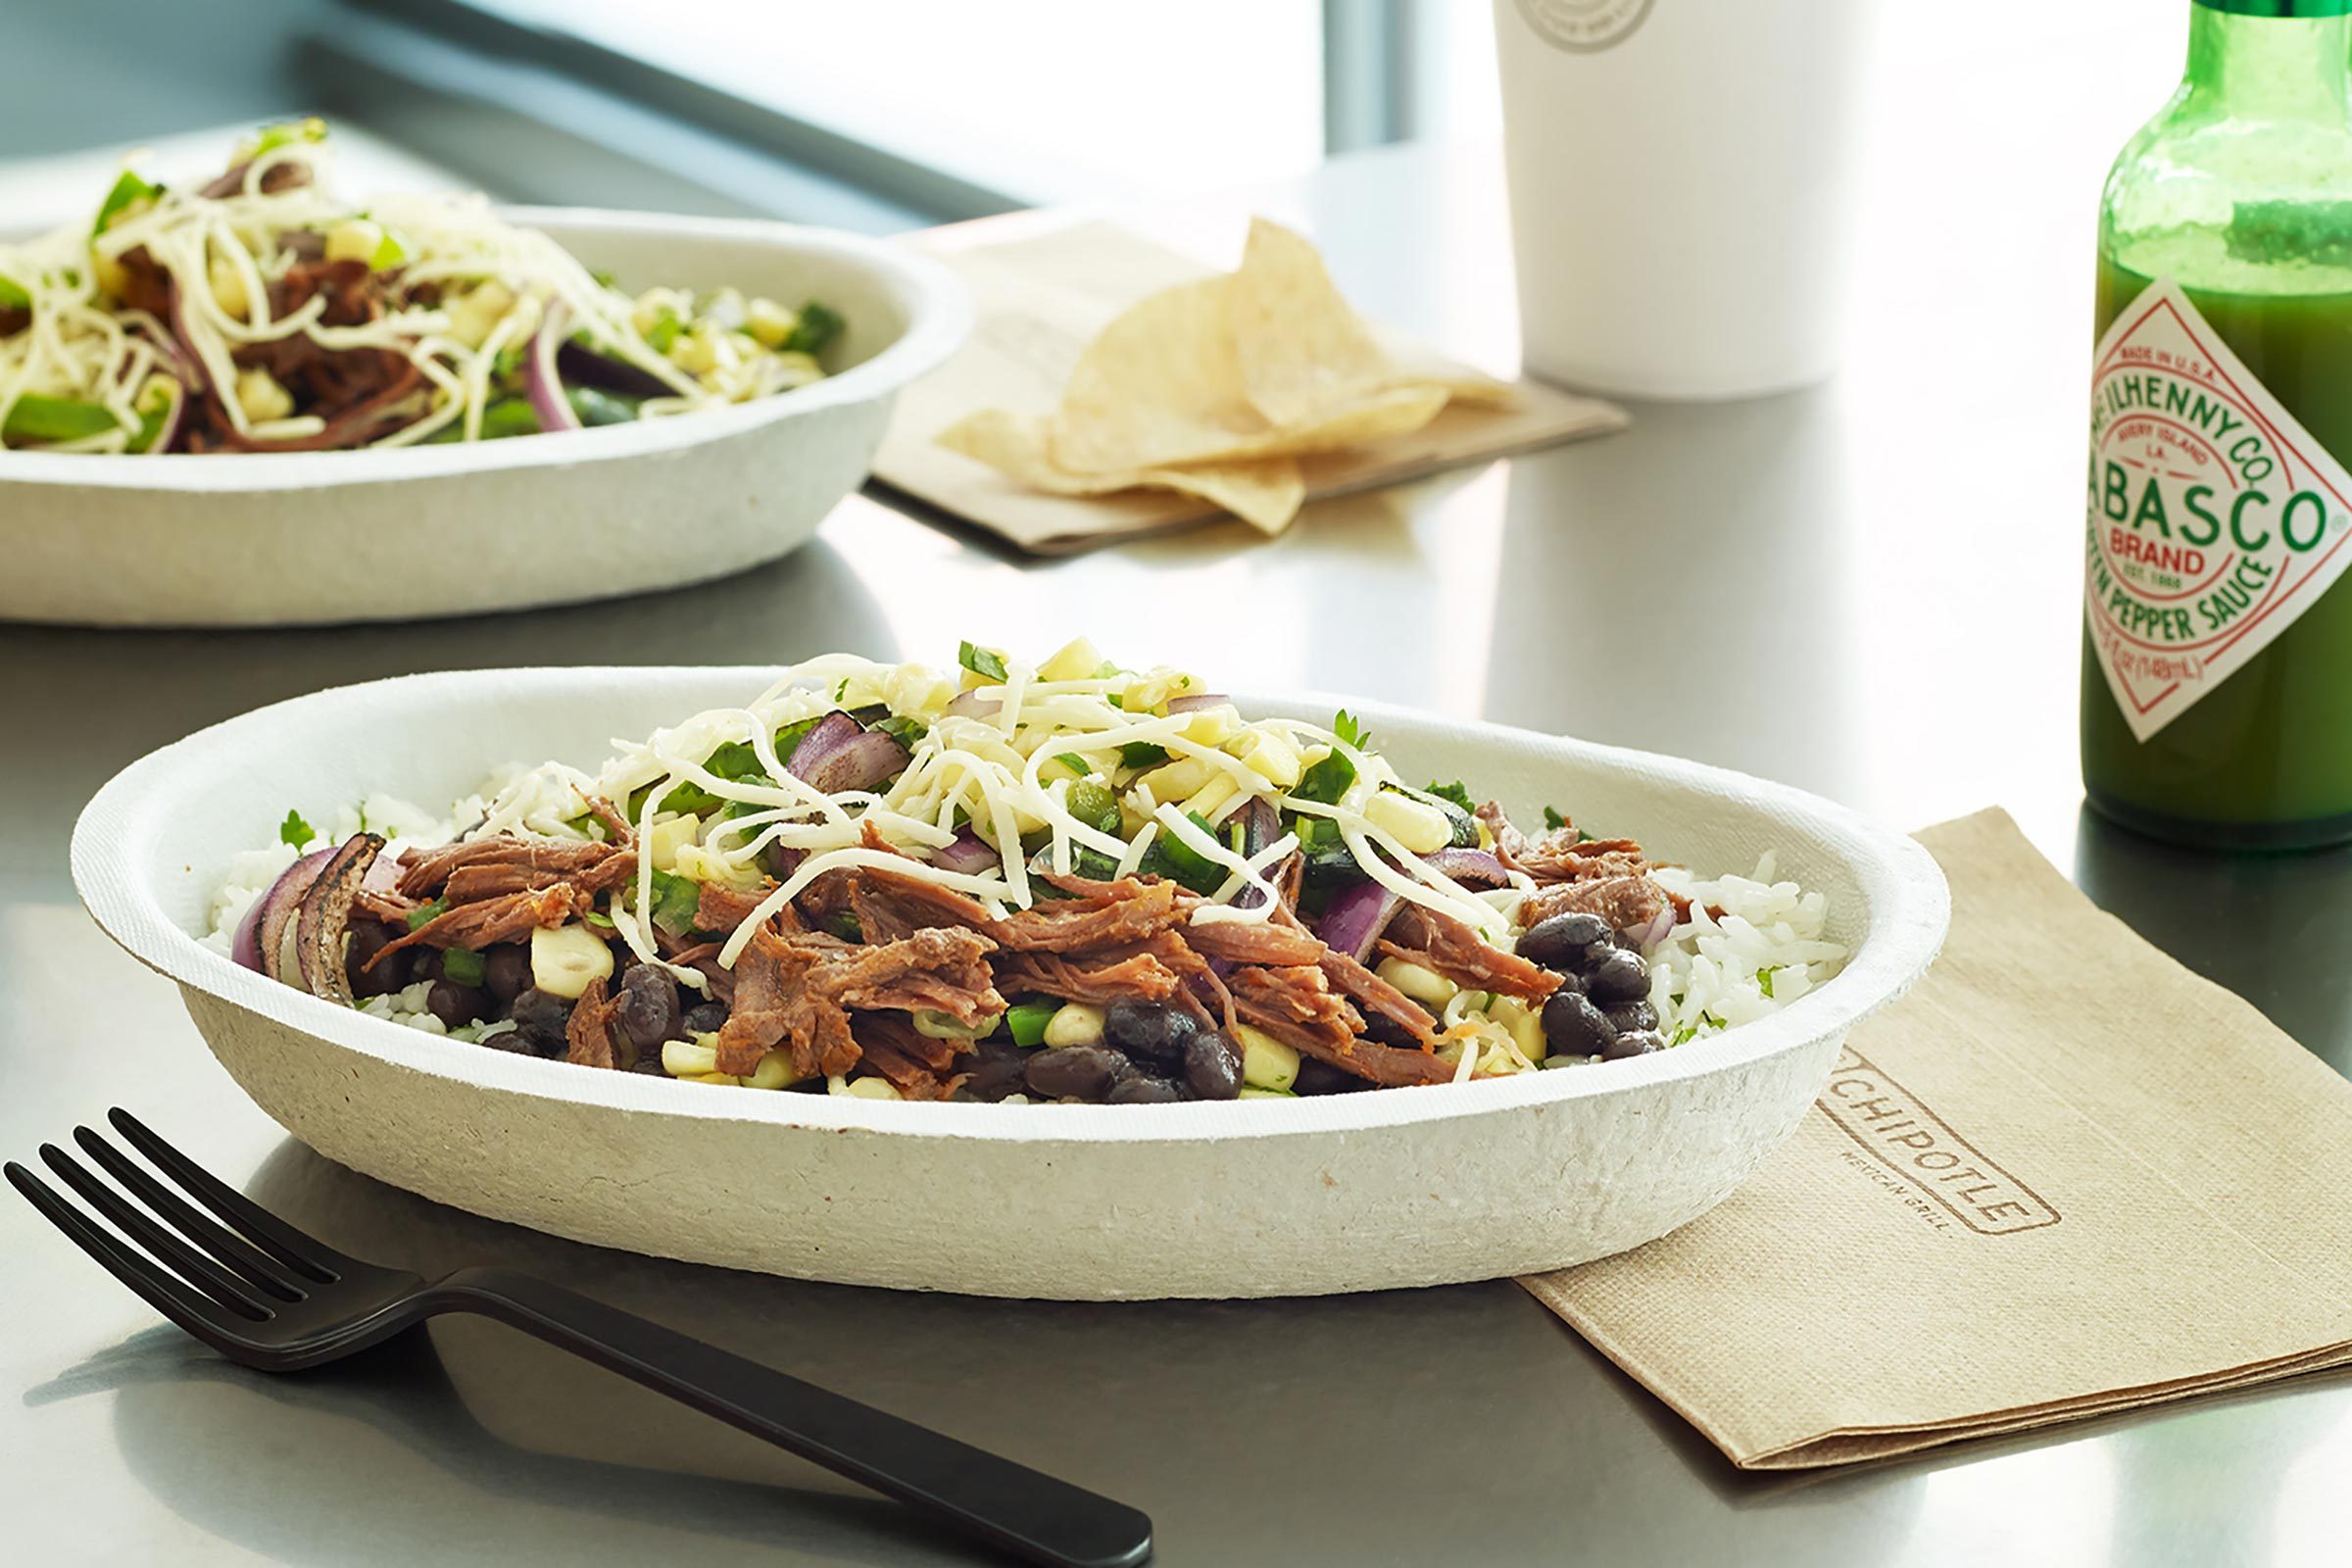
[1494,0,1878,400]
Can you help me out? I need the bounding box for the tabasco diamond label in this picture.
[2086,278,2352,741]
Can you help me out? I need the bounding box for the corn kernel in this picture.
[1235,1025,1299,1091]
[234,367,293,423]
[447,280,515,349]
[1236,731,1303,790]
[1180,707,1237,747]
[662,1037,720,1077]
[1039,636,1102,683]
[746,1050,798,1090]
[323,219,385,267]
[1364,791,1451,855]
[1179,773,1243,825]
[207,254,249,319]
[1139,756,1213,804]
[829,1075,903,1101]
[1376,956,1458,1007]
[1043,1002,1106,1049]
[647,812,699,872]
[744,295,797,348]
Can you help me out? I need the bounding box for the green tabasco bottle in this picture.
[2084,0,2352,848]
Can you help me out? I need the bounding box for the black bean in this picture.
[1585,946,1651,1004]
[1541,990,1616,1058]
[346,919,405,997]
[1547,969,1587,997]
[1516,911,1612,969]
[613,963,682,1050]
[1102,1000,1198,1065]
[477,1028,536,1055]
[509,987,573,1051]
[1293,1058,1366,1096]
[1182,1032,1243,1100]
[1107,1075,1183,1103]
[682,1000,729,1036]
[410,946,445,984]
[426,980,489,1030]
[1023,1046,1126,1101]
[1604,999,1658,1034]
[957,1040,1031,1102]
[481,945,531,1006]
[1601,1029,1667,1060]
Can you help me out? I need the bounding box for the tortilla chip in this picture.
[938,410,1306,534]
[1049,275,1270,475]
[1226,217,1398,426]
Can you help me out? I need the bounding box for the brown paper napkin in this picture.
[872,220,1629,553]
[1521,808,2352,1468]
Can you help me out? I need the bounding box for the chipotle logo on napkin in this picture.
[1819,1048,2059,1237]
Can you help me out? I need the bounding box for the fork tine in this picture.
[73,1126,306,1301]
[6,1162,241,1346]
[38,1144,274,1321]
[106,1108,339,1282]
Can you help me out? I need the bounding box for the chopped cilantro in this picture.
[1119,741,1169,770]
[1054,751,1090,776]
[0,273,27,311]
[1757,967,1778,999]
[870,713,927,750]
[704,741,768,783]
[957,641,1009,682]
[1426,780,1476,814]
[1542,806,1569,832]
[1292,749,1355,806]
[834,678,850,702]
[278,808,314,848]
[782,299,844,357]
[773,714,820,763]
[644,307,685,354]
[1333,710,1369,750]
[1670,1023,1698,1047]
[405,899,449,932]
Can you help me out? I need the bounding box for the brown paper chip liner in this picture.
[1520,808,2352,1469]
[871,219,1628,553]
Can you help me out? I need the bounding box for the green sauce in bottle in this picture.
[2083,0,2352,849]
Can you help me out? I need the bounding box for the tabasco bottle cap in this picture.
[2195,1,2352,16]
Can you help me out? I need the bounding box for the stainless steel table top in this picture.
[7,20,2349,1565]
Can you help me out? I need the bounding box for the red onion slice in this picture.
[243,848,333,981]
[787,712,909,796]
[557,338,672,399]
[1165,693,1231,714]
[1317,879,1400,963]
[295,834,384,1005]
[168,283,211,396]
[524,301,581,434]
[929,827,999,876]
[944,689,996,719]
[1625,906,1677,952]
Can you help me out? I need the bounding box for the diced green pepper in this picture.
[1153,813,1229,895]
[406,899,450,932]
[1118,742,1169,770]
[439,948,487,987]
[1004,999,1058,1048]
[3,393,119,445]
[566,386,640,426]
[870,713,927,750]
[644,307,685,354]
[477,397,541,440]
[0,273,27,311]
[126,377,179,454]
[93,170,161,236]
[1065,779,1122,836]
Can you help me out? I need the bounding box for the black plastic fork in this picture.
[6,1109,1152,1568]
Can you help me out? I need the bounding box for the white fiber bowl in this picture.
[72,670,1947,1298]
[0,211,969,627]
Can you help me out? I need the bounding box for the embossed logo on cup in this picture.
[1509,0,1658,54]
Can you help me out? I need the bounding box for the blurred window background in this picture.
[0,0,2181,229]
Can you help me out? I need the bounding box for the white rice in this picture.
[1642,851,1847,1048]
